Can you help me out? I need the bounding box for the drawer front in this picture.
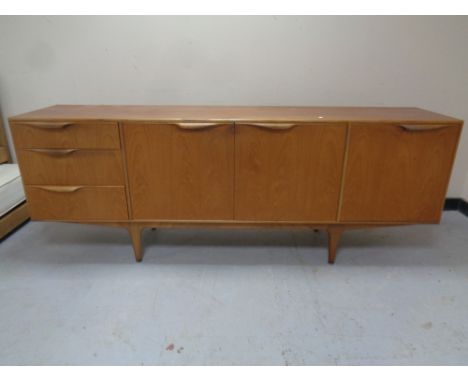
[17,149,125,186]
[340,123,462,222]
[11,121,120,149]
[25,186,128,220]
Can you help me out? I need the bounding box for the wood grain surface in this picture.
[340,123,462,222]
[25,186,128,220]
[9,105,462,124]
[16,149,125,186]
[10,121,120,149]
[235,123,347,221]
[124,122,235,220]
[0,203,29,239]
[0,113,10,163]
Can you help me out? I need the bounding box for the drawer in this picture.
[11,121,120,149]
[25,186,128,220]
[17,149,125,186]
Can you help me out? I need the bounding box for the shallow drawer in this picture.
[25,186,128,220]
[11,121,120,149]
[17,149,125,186]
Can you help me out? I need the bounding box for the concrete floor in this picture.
[0,212,467,365]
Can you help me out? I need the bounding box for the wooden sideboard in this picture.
[9,106,463,263]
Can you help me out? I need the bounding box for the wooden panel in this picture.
[124,122,234,220]
[0,202,29,239]
[17,149,124,186]
[0,115,10,163]
[11,121,120,149]
[235,123,347,221]
[340,123,462,222]
[10,105,462,125]
[0,147,8,164]
[25,186,128,221]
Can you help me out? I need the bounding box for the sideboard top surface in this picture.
[9,105,462,124]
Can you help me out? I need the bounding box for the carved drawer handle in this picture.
[399,124,449,131]
[246,123,296,130]
[176,123,224,130]
[23,122,73,129]
[35,186,83,193]
[28,149,78,156]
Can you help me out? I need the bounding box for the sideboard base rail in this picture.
[47,220,418,264]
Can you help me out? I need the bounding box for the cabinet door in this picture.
[340,123,461,222]
[124,123,234,220]
[235,123,347,221]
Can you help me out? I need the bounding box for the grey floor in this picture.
[0,212,467,365]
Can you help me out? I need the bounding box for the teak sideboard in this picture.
[9,106,463,263]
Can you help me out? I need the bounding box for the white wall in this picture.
[1,16,467,198]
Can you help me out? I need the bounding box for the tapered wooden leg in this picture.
[327,226,344,264]
[129,224,143,262]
